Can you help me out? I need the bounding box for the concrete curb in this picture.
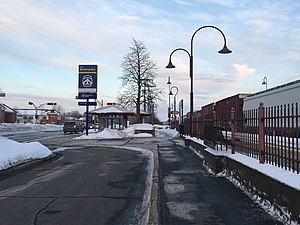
[0,153,60,178]
[148,144,159,225]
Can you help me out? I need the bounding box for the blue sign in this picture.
[78,65,98,93]
[78,101,97,106]
[78,92,97,99]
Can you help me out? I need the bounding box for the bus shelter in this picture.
[89,106,135,130]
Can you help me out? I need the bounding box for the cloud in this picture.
[233,64,255,79]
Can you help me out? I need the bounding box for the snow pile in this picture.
[75,128,125,139]
[156,128,179,138]
[133,123,154,130]
[0,136,52,170]
[76,124,155,139]
[0,123,62,135]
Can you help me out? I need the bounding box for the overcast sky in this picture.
[1,0,300,120]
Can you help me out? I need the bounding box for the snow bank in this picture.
[133,123,154,130]
[0,136,52,170]
[76,124,156,140]
[0,123,62,135]
[156,128,179,138]
[75,128,125,139]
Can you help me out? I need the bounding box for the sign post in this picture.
[77,65,98,136]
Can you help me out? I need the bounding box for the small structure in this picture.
[0,103,17,123]
[90,106,135,130]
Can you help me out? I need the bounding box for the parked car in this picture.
[63,121,84,134]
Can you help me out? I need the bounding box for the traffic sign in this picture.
[78,65,98,93]
[78,101,97,106]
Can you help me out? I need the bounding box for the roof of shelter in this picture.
[0,103,16,113]
[89,105,135,115]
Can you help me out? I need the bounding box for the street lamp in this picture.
[167,76,171,127]
[28,101,38,123]
[166,25,232,136]
[262,76,267,90]
[169,86,179,127]
[28,102,57,124]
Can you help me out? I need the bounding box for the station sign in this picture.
[78,65,98,94]
[78,101,97,106]
[77,92,97,99]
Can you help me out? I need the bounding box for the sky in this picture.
[0,0,300,121]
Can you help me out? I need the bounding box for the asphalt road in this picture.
[1,130,285,225]
[0,145,151,225]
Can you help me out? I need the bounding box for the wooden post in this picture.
[231,107,235,154]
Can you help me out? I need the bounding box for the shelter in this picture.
[89,105,152,130]
[0,103,16,123]
[89,106,135,130]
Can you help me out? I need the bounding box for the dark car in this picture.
[63,121,84,134]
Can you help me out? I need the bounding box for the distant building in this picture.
[244,79,300,110]
[0,103,17,123]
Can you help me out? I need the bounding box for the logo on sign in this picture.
[82,75,93,87]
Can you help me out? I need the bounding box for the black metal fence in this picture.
[180,103,300,174]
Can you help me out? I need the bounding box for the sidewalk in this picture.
[158,139,282,225]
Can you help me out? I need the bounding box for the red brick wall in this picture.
[4,112,16,123]
[0,108,4,123]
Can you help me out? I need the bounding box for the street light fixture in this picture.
[28,102,57,123]
[169,86,179,127]
[28,101,38,123]
[262,76,267,90]
[167,76,172,126]
[166,25,232,136]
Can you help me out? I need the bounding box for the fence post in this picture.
[231,107,235,154]
[259,102,265,164]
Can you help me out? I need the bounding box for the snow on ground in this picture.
[0,122,62,135]
[1,122,298,193]
[0,123,62,170]
[0,123,177,171]
[76,124,159,139]
[185,137,300,191]
[0,136,52,170]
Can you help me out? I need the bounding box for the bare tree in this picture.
[118,38,162,122]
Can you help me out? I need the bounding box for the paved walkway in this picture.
[158,139,282,225]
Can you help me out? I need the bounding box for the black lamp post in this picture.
[166,25,232,136]
[262,76,267,90]
[167,76,171,127]
[169,86,179,126]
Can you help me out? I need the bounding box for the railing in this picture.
[181,103,300,174]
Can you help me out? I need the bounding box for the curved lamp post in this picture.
[262,76,267,90]
[28,101,38,123]
[169,86,179,126]
[166,25,232,135]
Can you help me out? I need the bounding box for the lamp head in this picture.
[262,76,267,85]
[218,44,232,54]
[166,59,175,69]
[167,76,171,85]
[28,101,33,105]
[169,90,173,95]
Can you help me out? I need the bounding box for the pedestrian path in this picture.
[158,139,282,225]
